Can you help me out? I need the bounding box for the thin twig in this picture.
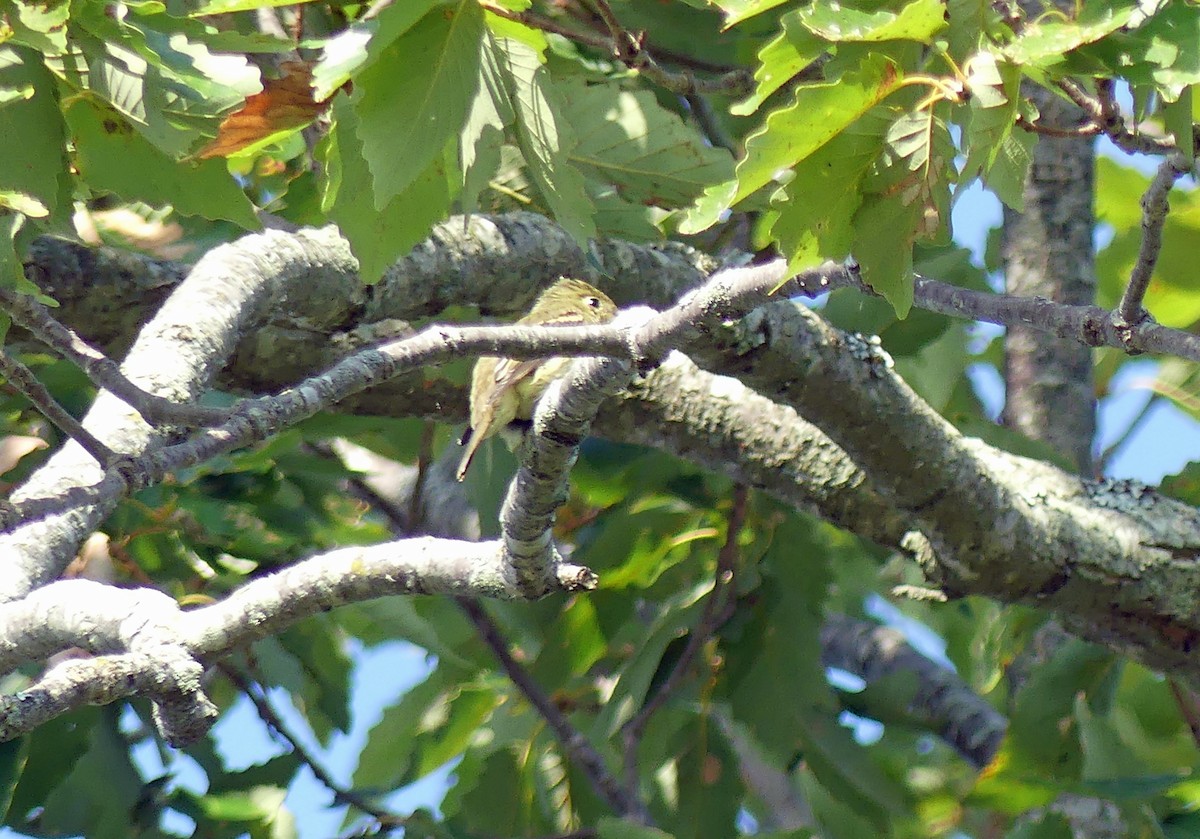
[409,421,435,531]
[790,270,1200,362]
[620,484,748,792]
[1118,154,1192,325]
[1056,78,1177,155]
[0,350,117,467]
[456,598,650,824]
[480,2,751,97]
[685,92,736,154]
[1097,393,1158,473]
[222,664,407,828]
[1169,678,1200,749]
[1015,113,1100,139]
[307,440,414,534]
[0,287,227,427]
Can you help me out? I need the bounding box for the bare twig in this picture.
[1169,678,1200,749]
[222,664,406,828]
[1097,393,1158,473]
[1118,154,1192,325]
[1015,113,1100,139]
[1056,78,1177,155]
[620,485,747,791]
[457,598,650,823]
[685,92,736,154]
[788,268,1200,362]
[0,349,117,467]
[409,421,435,531]
[480,2,752,97]
[0,287,227,427]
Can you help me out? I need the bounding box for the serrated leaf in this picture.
[327,97,457,283]
[312,0,447,100]
[354,670,459,790]
[486,35,595,241]
[558,78,734,209]
[65,100,259,227]
[688,54,902,230]
[711,0,791,28]
[1003,0,1140,65]
[0,46,70,227]
[459,30,513,216]
[354,0,483,208]
[771,118,886,271]
[797,0,947,43]
[71,5,260,158]
[597,817,674,839]
[733,11,825,116]
[851,110,954,316]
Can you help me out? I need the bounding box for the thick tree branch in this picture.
[0,227,360,602]
[684,295,1200,684]
[0,536,597,743]
[820,614,1007,769]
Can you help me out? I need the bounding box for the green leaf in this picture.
[1096,157,1200,327]
[0,46,70,227]
[961,51,1031,210]
[277,616,353,740]
[798,766,888,839]
[486,35,596,242]
[326,97,457,283]
[312,0,448,101]
[354,666,487,791]
[71,4,261,158]
[3,0,69,54]
[558,78,735,208]
[688,53,903,230]
[711,0,791,28]
[459,30,512,217]
[852,108,954,317]
[171,785,295,838]
[65,100,259,227]
[1003,0,1141,65]
[0,736,28,822]
[1004,812,1073,839]
[725,515,835,765]
[37,712,144,839]
[529,596,608,684]
[770,115,886,271]
[1008,640,1117,779]
[672,715,743,839]
[797,0,948,43]
[353,0,484,207]
[732,11,826,116]
[597,817,675,839]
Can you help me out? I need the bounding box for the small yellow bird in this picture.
[456,278,618,481]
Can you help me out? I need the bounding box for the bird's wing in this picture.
[488,357,542,398]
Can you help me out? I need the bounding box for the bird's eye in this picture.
[586,296,601,308]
